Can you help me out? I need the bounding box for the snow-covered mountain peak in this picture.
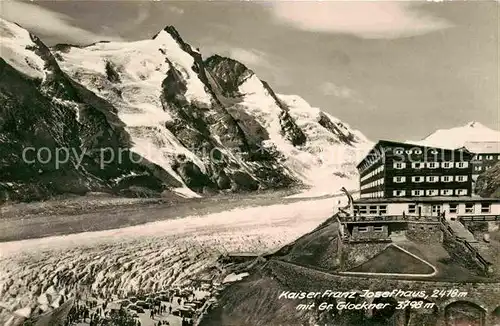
[0,18,46,79]
[409,122,500,149]
[464,121,488,129]
[1,17,373,200]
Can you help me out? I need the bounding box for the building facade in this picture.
[353,197,500,220]
[357,140,474,199]
[462,141,500,182]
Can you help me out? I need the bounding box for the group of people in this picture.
[63,299,117,326]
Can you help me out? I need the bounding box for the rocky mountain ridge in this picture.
[0,19,372,202]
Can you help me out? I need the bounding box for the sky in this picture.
[1,0,498,142]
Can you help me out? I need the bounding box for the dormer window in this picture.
[429,149,438,155]
[414,149,422,155]
[394,148,404,155]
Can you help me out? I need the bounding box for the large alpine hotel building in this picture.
[358,140,473,199]
[354,140,500,219]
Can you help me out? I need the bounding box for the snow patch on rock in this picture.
[0,18,46,79]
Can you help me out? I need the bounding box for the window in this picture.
[393,162,406,169]
[393,190,406,197]
[369,205,378,214]
[441,176,453,182]
[405,149,413,154]
[486,155,494,160]
[393,176,406,183]
[379,205,387,215]
[481,203,491,213]
[456,162,468,168]
[474,166,483,171]
[440,189,453,196]
[449,203,458,214]
[412,190,424,196]
[455,189,467,196]
[412,176,424,183]
[478,156,483,161]
[358,226,369,233]
[442,162,453,169]
[426,189,438,196]
[412,162,423,169]
[373,226,384,232]
[465,203,474,214]
[359,206,367,214]
[414,149,423,155]
[426,176,439,183]
[394,148,404,155]
[429,149,438,155]
[408,204,416,214]
[426,162,438,169]
[456,175,468,182]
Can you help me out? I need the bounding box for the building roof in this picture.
[463,141,500,154]
[356,139,473,169]
[354,196,500,204]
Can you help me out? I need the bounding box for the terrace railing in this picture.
[342,215,439,223]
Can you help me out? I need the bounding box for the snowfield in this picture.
[0,198,335,317]
[408,121,500,149]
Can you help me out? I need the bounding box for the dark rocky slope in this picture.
[475,161,500,198]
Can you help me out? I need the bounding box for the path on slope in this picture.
[448,220,477,243]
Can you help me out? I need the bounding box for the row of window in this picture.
[360,191,384,199]
[474,165,493,172]
[473,155,500,161]
[354,203,492,216]
[360,165,384,181]
[359,154,384,174]
[393,162,469,169]
[393,148,424,155]
[408,203,491,214]
[393,189,468,197]
[361,178,384,190]
[393,175,468,183]
[357,226,385,233]
[356,205,387,215]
